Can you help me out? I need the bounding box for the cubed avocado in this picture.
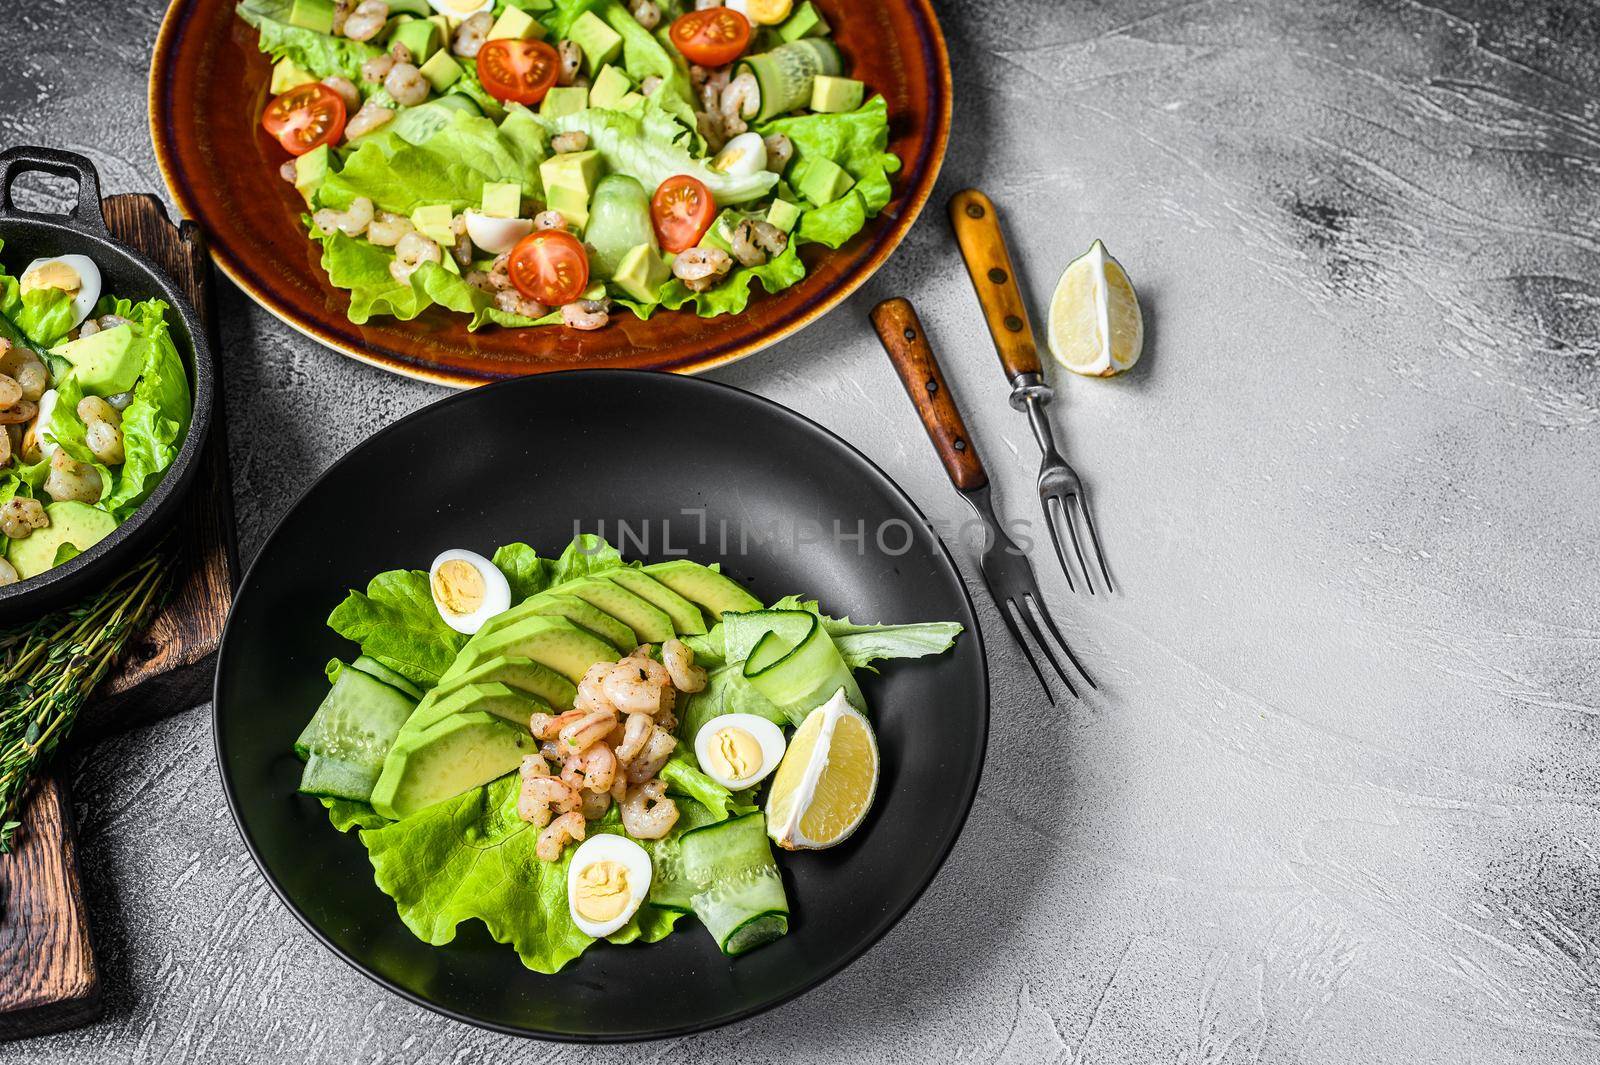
[568,10,623,76]
[540,148,603,200]
[369,711,538,820]
[779,0,830,41]
[6,502,117,580]
[288,0,335,34]
[697,208,744,253]
[487,5,546,41]
[610,243,670,302]
[519,0,553,9]
[270,57,315,94]
[50,325,143,396]
[810,74,863,113]
[540,85,589,117]
[765,197,802,233]
[588,64,632,109]
[545,184,590,231]
[617,91,645,111]
[796,156,854,205]
[411,204,456,245]
[388,17,441,64]
[580,280,607,302]
[480,181,523,218]
[434,655,577,711]
[418,50,464,92]
[293,144,331,206]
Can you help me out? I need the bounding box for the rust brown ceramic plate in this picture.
[149,1,951,387]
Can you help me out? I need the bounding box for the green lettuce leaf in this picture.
[765,593,963,672]
[658,237,807,317]
[316,231,543,330]
[362,775,690,973]
[7,287,75,348]
[327,569,466,688]
[236,0,384,83]
[97,298,191,519]
[492,542,556,602]
[543,101,777,205]
[549,533,624,584]
[658,754,749,821]
[761,96,901,248]
[322,797,389,833]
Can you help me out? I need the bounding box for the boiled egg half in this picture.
[429,0,494,17]
[428,548,511,634]
[710,132,768,178]
[20,255,101,330]
[693,713,787,791]
[567,834,653,938]
[463,210,533,255]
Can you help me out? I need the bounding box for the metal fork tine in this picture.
[1024,593,1097,691]
[1013,597,1079,700]
[1042,496,1077,593]
[1072,491,1114,594]
[1057,492,1097,595]
[997,596,1054,705]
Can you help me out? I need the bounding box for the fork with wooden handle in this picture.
[871,297,1094,701]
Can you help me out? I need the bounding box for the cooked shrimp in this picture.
[533,210,567,232]
[560,753,586,789]
[763,132,793,171]
[361,52,395,83]
[729,218,787,267]
[580,789,612,820]
[602,660,666,714]
[0,346,46,402]
[671,246,732,291]
[0,427,10,468]
[532,709,585,741]
[344,99,394,140]
[312,196,374,238]
[43,451,101,504]
[556,39,582,86]
[322,76,361,111]
[384,61,428,106]
[614,711,654,764]
[719,72,759,135]
[77,396,120,428]
[85,420,124,465]
[0,375,20,410]
[0,399,37,426]
[366,211,412,247]
[551,130,589,154]
[388,41,415,65]
[661,639,707,693]
[626,727,678,783]
[537,810,587,861]
[520,774,581,831]
[559,708,618,754]
[561,300,610,331]
[0,498,47,539]
[630,0,660,30]
[695,111,727,153]
[494,290,549,319]
[279,159,298,184]
[342,0,387,42]
[620,780,679,840]
[452,11,493,58]
[517,755,553,825]
[0,558,17,586]
[575,663,620,714]
[389,231,441,283]
[581,744,618,792]
[331,0,353,35]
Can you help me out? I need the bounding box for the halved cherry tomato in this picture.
[261,84,347,156]
[651,175,716,254]
[509,230,590,306]
[669,8,752,68]
[477,38,560,105]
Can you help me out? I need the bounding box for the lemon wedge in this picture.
[1047,239,1143,377]
[765,690,879,850]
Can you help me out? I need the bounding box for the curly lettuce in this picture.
[761,96,901,249]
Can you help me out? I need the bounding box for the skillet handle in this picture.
[871,297,989,492]
[0,146,108,238]
[948,187,1041,382]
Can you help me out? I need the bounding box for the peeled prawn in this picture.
[619,780,678,840]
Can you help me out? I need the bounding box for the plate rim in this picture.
[211,370,990,1041]
[149,0,954,388]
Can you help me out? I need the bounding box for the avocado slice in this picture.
[369,711,537,820]
[642,560,762,620]
[51,324,144,396]
[558,576,673,643]
[604,568,708,635]
[478,591,637,652]
[403,681,548,735]
[7,502,117,579]
[451,615,617,683]
[435,654,577,710]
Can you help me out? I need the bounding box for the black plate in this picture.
[0,147,213,620]
[213,371,988,1041]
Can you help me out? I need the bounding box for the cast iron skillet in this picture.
[213,371,988,1041]
[0,147,213,622]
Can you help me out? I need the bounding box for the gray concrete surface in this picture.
[6,0,1600,1061]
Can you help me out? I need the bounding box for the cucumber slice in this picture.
[736,39,842,121]
[349,655,426,699]
[294,664,418,801]
[681,812,790,956]
[648,832,697,913]
[740,610,863,725]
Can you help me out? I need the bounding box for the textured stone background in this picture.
[6,0,1600,1061]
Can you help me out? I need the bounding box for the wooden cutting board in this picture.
[0,194,236,1040]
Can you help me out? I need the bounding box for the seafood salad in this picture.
[237,0,898,331]
[0,246,192,585]
[297,535,961,971]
